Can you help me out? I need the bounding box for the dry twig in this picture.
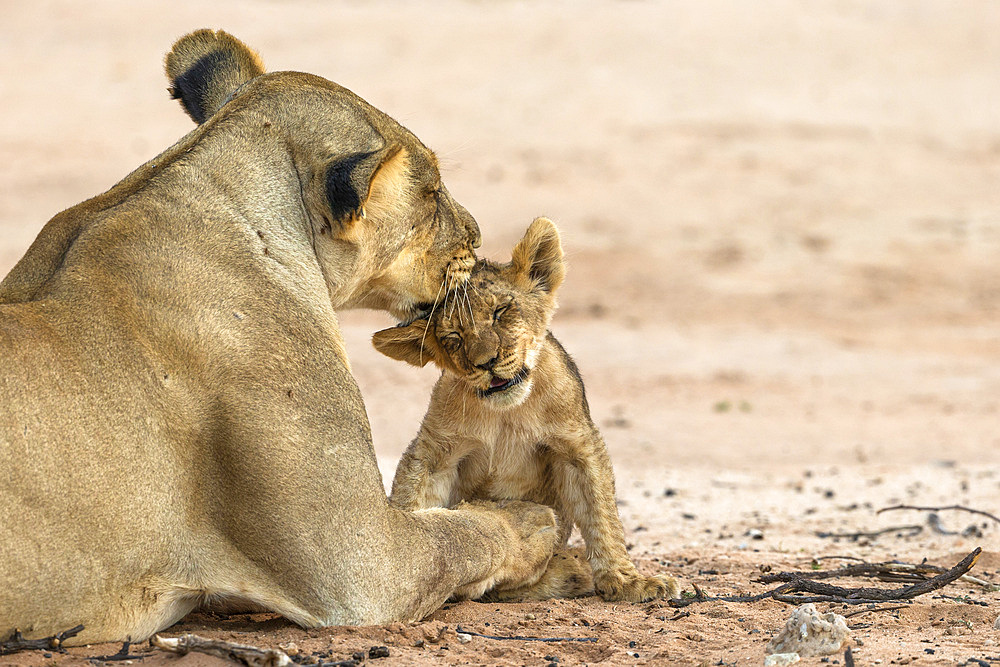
[90,640,146,662]
[789,556,996,589]
[455,625,597,643]
[877,504,1000,525]
[151,634,291,667]
[669,548,982,608]
[0,625,84,655]
[842,605,910,618]
[815,525,923,541]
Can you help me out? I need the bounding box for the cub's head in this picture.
[373,217,564,409]
[165,29,480,319]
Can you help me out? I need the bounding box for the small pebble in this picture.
[368,645,390,659]
[525,613,536,620]
[456,633,472,644]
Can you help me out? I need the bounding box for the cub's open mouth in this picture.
[479,368,529,397]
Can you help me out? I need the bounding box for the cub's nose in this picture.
[474,356,498,372]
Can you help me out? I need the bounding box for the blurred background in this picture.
[1,2,998,531]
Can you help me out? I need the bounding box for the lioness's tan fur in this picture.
[373,218,680,602]
[0,30,558,645]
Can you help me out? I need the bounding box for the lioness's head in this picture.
[373,217,564,409]
[165,30,480,319]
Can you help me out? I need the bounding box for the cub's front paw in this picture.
[593,566,679,603]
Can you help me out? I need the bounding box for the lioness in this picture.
[372,217,679,602]
[0,30,558,645]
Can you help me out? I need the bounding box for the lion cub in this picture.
[372,217,678,603]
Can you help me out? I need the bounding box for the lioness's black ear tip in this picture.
[165,29,265,124]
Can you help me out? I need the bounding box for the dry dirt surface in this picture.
[2,2,999,666]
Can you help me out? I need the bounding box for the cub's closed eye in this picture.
[442,331,462,342]
[493,305,510,321]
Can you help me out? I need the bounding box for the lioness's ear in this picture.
[372,319,435,367]
[166,29,265,124]
[511,217,565,294]
[325,144,408,227]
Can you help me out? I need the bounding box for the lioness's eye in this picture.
[442,331,462,343]
[493,305,510,321]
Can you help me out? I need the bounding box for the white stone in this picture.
[764,652,800,666]
[456,633,472,644]
[766,603,851,657]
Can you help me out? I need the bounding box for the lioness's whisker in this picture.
[419,275,447,366]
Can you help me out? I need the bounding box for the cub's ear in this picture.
[372,319,435,367]
[511,216,565,294]
[325,144,409,227]
[166,29,265,124]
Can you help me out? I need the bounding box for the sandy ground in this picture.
[2,1,999,665]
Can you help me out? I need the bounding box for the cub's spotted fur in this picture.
[373,217,679,602]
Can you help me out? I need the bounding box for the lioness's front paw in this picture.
[593,566,679,603]
[453,500,558,600]
[481,548,594,602]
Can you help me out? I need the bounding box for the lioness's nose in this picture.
[453,198,481,249]
[469,218,482,249]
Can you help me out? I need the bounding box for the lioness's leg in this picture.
[551,433,679,603]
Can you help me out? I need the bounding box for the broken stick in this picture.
[151,634,291,667]
[455,625,597,643]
